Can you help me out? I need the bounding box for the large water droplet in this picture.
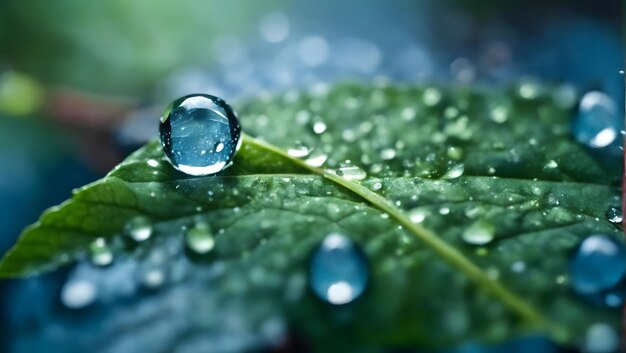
[570,235,626,295]
[572,91,623,157]
[335,165,367,181]
[309,234,368,305]
[185,223,215,254]
[461,220,495,245]
[124,216,153,242]
[606,207,623,224]
[89,238,113,266]
[159,94,242,176]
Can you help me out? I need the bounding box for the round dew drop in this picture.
[185,223,215,254]
[309,234,369,305]
[569,235,626,295]
[159,94,242,176]
[124,216,153,242]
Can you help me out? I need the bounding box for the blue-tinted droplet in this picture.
[159,94,242,176]
[572,91,623,158]
[309,234,368,305]
[570,235,626,295]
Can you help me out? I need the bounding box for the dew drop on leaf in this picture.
[309,234,368,305]
[287,142,312,158]
[124,216,153,242]
[305,153,328,167]
[159,94,242,176]
[442,163,465,179]
[89,238,113,266]
[461,219,495,245]
[569,235,626,295]
[335,165,367,181]
[185,223,215,254]
[572,91,621,157]
[606,207,622,224]
[312,121,327,134]
[408,208,428,223]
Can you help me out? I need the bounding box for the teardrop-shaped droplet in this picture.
[287,142,311,158]
[569,235,626,295]
[335,165,367,181]
[572,91,622,157]
[124,216,153,242]
[606,207,623,224]
[442,163,465,179]
[185,223,215,254]
[89,238,113,266]
[159,94,242,176]
[461,219,495,245]
[309,234,368,305]
[305,153,328,167]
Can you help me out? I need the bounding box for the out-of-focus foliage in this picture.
[0,0,280,95]
[1,83,620,351]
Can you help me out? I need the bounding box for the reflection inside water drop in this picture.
[89,238,113,266]
[309,234,368,305]
[185,223,216,254]
[124,216,153,242]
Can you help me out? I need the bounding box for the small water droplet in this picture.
[442,163,465,179]
[89,238,113,266]
[147,159,159,168]
[185,223,215,254]
[287,142,311,158]
[409,208,428,223]
[606,207,622,224]
[312,121,327,134]
[305,154,328,167]
[462,220,495,245]
[61,280,97,309]
[309,234,368,305]
[545,160,558,169]
[370,181,383,191]
[572,91,622,157]
[335,165,367,181]
[159,94,241,176]
[124,216,153,242]
[570,235,626,295]
[439,207,450,215]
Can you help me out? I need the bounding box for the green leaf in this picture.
[0,83,621,349]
